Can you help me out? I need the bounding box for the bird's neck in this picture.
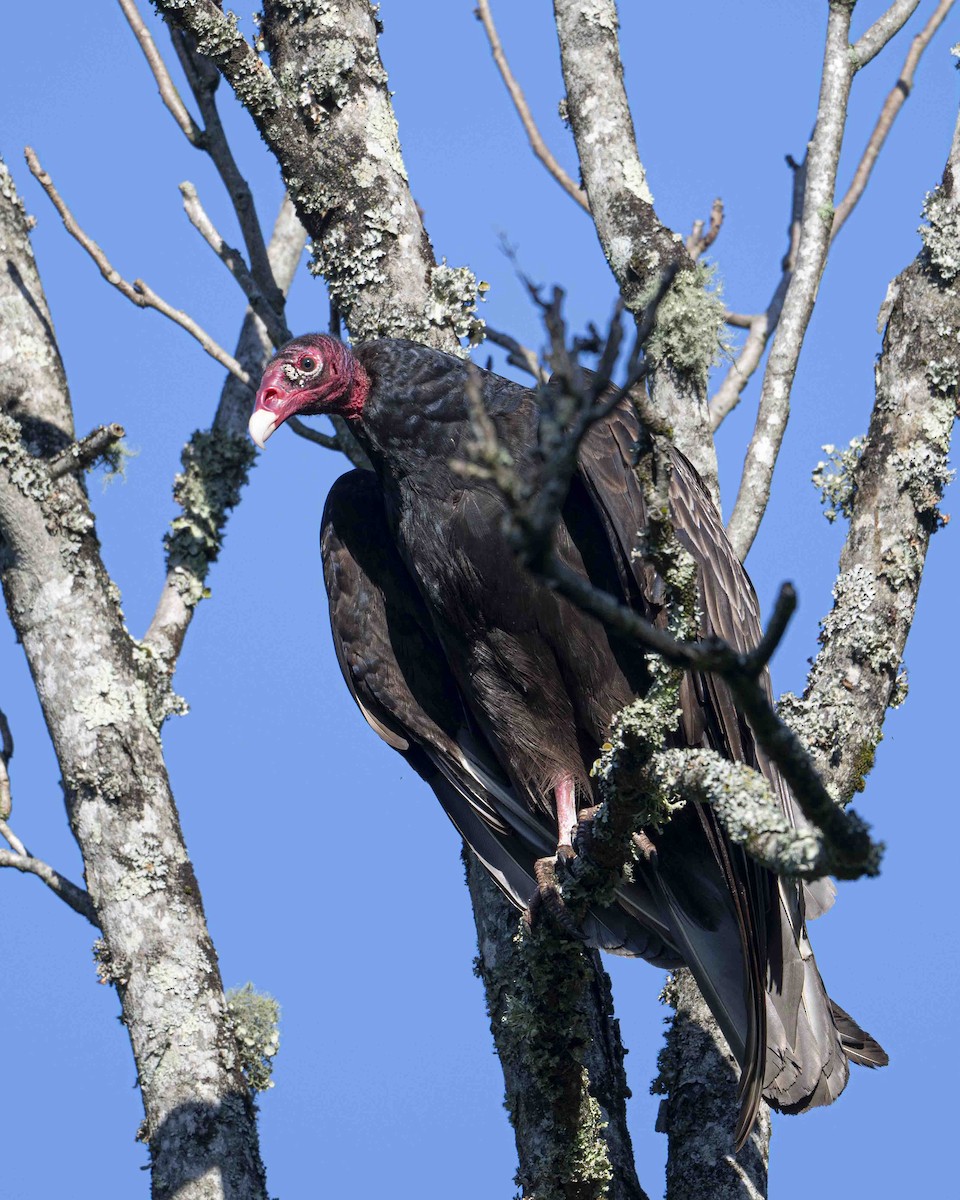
[342,360,370,421]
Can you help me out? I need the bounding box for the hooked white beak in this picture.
[248,408,279,450]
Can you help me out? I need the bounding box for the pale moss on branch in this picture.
[920,183,960,283]
[811,436,864,522]
[426,261,489,349]
[641,262,727,386]
[225,983,281,1094]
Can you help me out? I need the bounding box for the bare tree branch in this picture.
[166,27,284,313]
[709,158,805,432]
[25,147,253,388]
[484,325,548,382]
[784,101,960,804]
[552,0,720,503]
[116,0,202,142]
[852,0,921,69]
[686,198,724,259]
[475,0,590,211]
[712,0,948,434]
[285,417,340,450]
[726,3,857,559]
[48,424,126,479]
[179,180,289,346]
[835,0,955,235]
[0,832,99,925]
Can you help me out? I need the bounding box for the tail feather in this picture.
[830,999,889,1069]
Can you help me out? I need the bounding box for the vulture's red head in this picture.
[248,334,369,448]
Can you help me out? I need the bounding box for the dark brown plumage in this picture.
[252,334,887,1143]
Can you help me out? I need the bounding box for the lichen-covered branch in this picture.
[0,158,268,1200]
[781,102,960,804]
[467,855,648,1200]
[48,423,126,479]
[727,1,857,559]
[143,196,306,663]
[551,0,721,502]
[652,748,864,879]
[476,0,590,211]
[153,0,485,348]
[654,970,770,1200]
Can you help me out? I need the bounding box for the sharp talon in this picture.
[526,855,584,940]
[573,804,602,856]
[632,829,658,865]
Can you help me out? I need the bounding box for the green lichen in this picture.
[164,428,256,607]
[811,436,865,522]
[654,748,825,876]
[641,263,728,387]
[225,983,281,1094]
[483,919,613,1200]
[591,696,682,828]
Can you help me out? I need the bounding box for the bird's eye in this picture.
[299,355,318,373]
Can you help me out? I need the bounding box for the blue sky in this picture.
[1,3,957,1196]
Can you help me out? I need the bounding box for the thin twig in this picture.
[287,417,341,450]
[0,842,100,925]
[853,0,921,69]
[48,424,126,479]
[168,28,284,313]
[179,181,290,347]
[835,0,954,235]
[116,0,202,142]
[0,746,98,927]
[686,198,724,259]
[484,326,548,382]
[25,147,253,391]
[712,1,949,438]
[117,0,284,314]
[726,4,857,560]
[0,708,12,821]
[710,155,805,432]
[475,0,589,211]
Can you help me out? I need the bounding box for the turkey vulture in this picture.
[250,334,886,1143]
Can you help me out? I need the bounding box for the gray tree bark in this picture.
[0,159,268,1200]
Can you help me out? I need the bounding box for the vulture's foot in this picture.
[526,853,584,940]
[572,804,602,857]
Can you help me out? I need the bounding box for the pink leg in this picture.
[526,776,583,936]
[555,775,578,851]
